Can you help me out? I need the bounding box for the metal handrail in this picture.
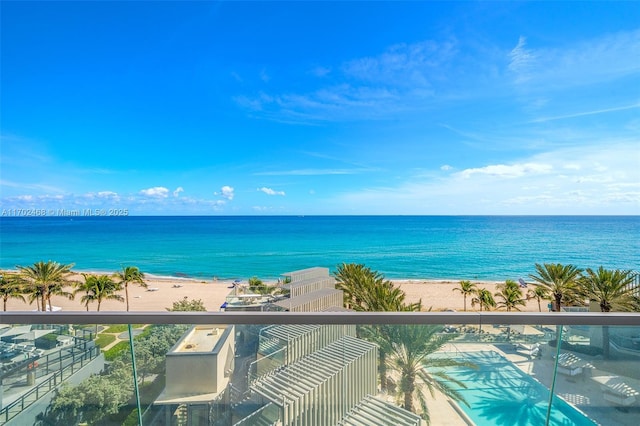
[0,311,638,325]
[0,345,100,424]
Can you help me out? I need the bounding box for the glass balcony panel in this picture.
[555,325,640,426]
[0,316,636,425]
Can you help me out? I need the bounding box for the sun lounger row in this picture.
[591,375,640,407]
[556,353,585,376]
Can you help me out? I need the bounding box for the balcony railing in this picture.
[0,312,637,426]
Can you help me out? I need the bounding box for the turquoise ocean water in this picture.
[0,216,638,281]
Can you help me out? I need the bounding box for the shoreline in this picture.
[1,268,516,285]
[1,269,543,313]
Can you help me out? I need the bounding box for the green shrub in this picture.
[122,408,139,426]
[104,341,131,361]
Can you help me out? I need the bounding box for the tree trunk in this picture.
[602,305,611,359]
[125,283,130,311]
[602,325,610,359]
[463,295,467,312]
[403,372,415,413]
[379,350,387,392]
[554,294,562,312]
[537,299,542,312]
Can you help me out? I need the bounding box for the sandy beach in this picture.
[2,271,544,312]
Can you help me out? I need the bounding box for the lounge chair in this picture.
[556,353,584,376]
[515,343,540,358]
[591,375,639,407]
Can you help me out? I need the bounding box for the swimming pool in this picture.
[431,351,597,426]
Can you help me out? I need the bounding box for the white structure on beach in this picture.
[273,267,347,312]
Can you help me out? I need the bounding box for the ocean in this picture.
[0,216,638,281]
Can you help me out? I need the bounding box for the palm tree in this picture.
[471,288,496,312]
[334,263,421,312]
[17,261,74,311]
[334,263,380,310]
[579,267,637,312]
[528,263,582,312]
[80,274,124,311]
[452,280,477,311]
[114,266,146,311]
[494,280,526,312]
[74,275,96,311]
[578,267,638,358]
[0,273,26,311]
[385,324,473,424]
[49,279,75,307]
[527,285,550,312]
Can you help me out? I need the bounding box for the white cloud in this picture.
[310,66,331,77]
[258,187,285,196]
[508,36,536,83]
[139,187,169,198]
[230,71,243,82]
[458,163,552,179]
[563,164,581,171]
[234,38,457,122]
[220,186,234,200]
[97,191,118,198]
[531,103,640,124]
[508,29,640,88]
[330,142,640,214]
[343,39,457,88]
[440,164,452,171]
[173,187,184,197]
[260,69,270,82]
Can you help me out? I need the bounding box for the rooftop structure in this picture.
[250,335,378,425]
[274,267,345,312]
[155,325,235,424]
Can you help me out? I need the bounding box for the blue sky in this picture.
[1,1,639,215]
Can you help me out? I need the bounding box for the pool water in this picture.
[433,351,597,426]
